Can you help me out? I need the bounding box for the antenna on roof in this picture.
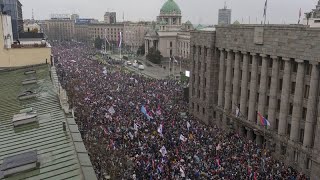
[32,9,34,20]
[123,12,124,22]
[224,1,227,9]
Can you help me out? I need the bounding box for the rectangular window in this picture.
[192,103,194,109]
[300,129,304,143]
[279,79,283,92]
[302,107,307,120]
[266,96,269,107]
[277,99,281,112]
[287,124,291,136]
[249,57,252,65]
[291,82,296,94]
[276,119,279,131]
[203,108,205,115]
[280,60,285,71]
[289,103,293,115]
[199,46,202,55]
[248,72,251,82]
[257,74,261,85]
[268,76,272,89]
[293,62,298,73]
[307,158,312,170]
[198,90,200,98]
[170,41,172,47]
[197,105,200,112]
[193,46,196,54]
[269,60,273,68]
[304,85,310,99]
[281,145,286,155]
[203,92,206,100]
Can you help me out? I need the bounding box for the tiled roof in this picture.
[0,65,95,180]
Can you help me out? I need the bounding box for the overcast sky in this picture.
[20,0,318,25]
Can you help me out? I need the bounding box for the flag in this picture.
[258,112,270,126]
[100,125,108,135]
[179,134,187,142]
[156,105,162,116]
[118,32,122,48]
[187,122,191,130]
[159,146,167,156]
[236,106,240,117]
[216,143,221,151]
[298,8,302,24]
[141,105,147,115]
[263,0,268,18]
[134,123,139,131]
[157,124,163,135]
[108,106,115,115]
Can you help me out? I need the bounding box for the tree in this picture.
[94,36,103,49]
[146,47,162,64]
[137,44,145,56]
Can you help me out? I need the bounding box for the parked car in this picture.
[138,65,145,70]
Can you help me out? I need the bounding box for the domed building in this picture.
[145,0,194,61]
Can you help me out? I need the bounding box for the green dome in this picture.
[160,0,181,14]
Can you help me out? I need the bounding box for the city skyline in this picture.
[20,0,316,24]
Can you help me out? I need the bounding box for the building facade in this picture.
[88,23,124,49]
[44,18,75,41]
[104,12,116,24]
[0,0,23,40]
[189,24,320,179]
[145,0,193,60]
[218,7,231,25]
[124,22,152,53]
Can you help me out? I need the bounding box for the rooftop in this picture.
[160,0,181,14]
[0,65,95,179]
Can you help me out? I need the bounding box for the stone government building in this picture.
[189,24,320,179]
[145,0,193,60]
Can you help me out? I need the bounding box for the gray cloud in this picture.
[20,0,317,25]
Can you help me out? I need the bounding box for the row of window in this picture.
[191,103,206,116]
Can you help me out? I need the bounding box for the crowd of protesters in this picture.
[53,41,308,180]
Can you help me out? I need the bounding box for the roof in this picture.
[160,0,181,14]
[185,20,192,25]
[0,65,96,180]
[195,24,205,30]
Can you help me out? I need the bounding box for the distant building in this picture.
[88,23,124,46]
[44,16,75,41]
[145,0,194,61]
[0,0,23,40]
[303,0,320,27]
[71,13,79,21]
[218,5,231,25]
[104,12,116,24]
[124,22,152,53]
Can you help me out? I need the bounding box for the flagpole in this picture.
[104,28,107,55]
